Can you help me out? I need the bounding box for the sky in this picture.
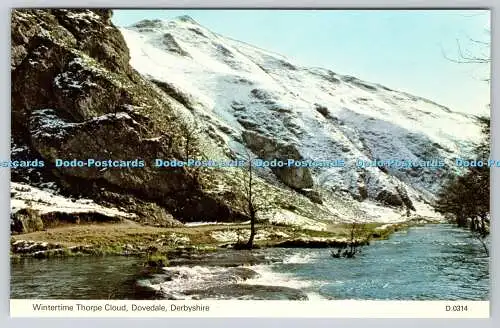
[112,10,491,116]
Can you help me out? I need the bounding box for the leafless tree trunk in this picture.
[245,152,257,248]
[231,150,264,249]
[471,215,489,256]
[180,121,199,164]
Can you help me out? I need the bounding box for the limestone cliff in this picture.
[11,9,245,225]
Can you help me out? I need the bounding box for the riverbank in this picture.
[10,216,436,259]
[10,224,489,300]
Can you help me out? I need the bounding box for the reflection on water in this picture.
[10,256,146,299]
[10,224,489,300]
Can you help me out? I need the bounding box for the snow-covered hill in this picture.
[118,16,483,222]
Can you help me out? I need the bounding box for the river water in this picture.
[10,224,489,300]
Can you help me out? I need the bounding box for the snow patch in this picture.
[11,182,136,218]
[266,210,327,231]
[119,16,484,224]
[65,10,101,23]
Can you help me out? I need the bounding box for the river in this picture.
[10,224,489,300]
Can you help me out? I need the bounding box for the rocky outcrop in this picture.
[161,33,190,57]
[11,208,125,234]
[314,103,330,118]
[396,185,416,211]
[11,9,133,127]
[376,189,404,207]
[298,189,323,204]
[183,284,308,300]
[28,109,193,201]
[242,131,314,189]
[167,249,270,267]
[10,9,242,223]
[11,208,44,234]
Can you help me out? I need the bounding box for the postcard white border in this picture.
[1,0,498,327]
[9,300,490,318]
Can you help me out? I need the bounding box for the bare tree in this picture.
[243,152,258,248]
[471,215,490,256]
[233,151,266,249]
[441,32,491,82]
[442,37,490,64]
[332,222,370,258]
[438,29,491,256]
[176,119,207,185]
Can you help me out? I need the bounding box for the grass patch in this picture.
[97,244,124,255]
[11,216,437,259]
[143,252,169,273]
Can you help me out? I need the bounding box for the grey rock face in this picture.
[11,9,243,223]
[242,131,314,189]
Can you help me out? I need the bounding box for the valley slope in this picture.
[9,10,484,244]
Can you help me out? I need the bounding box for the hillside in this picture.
[118,16,483,223]
[10,10,484,236]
